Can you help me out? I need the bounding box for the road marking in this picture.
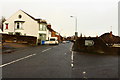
[71,51,74,68]
[42,48,51,53]
[83,71,86,74]
[71,63,74,68]
[71,51,74,61]
[0,54,36,68]
[83,71,87,79]
[70,43,73,51]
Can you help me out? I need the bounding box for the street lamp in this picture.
[70,16,78,37]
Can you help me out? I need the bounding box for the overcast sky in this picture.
[0,0,120,37]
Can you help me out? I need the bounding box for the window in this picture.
[17,23,20,29]
[39,24,46,31]
[50,39,55,41]
[18,15,22,18]
[5,23,8,29]
[15,22,23,29]
[40,24,42,31]
[40,34,42,36]
[43,25,46,31]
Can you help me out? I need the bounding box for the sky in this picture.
[0,0,120,37]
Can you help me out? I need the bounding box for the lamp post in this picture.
[70,16,78,38]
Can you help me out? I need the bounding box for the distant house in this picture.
[47,24,63,42]
[3,10,51,44]
[100,31,120,46]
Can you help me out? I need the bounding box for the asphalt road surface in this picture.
[1,42,118,78]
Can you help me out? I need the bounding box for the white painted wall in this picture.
[3,10,39,37]
[3,10,52,44]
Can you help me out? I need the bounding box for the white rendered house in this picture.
[3,10,51,44]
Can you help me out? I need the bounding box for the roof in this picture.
[47,26,54,32]
[46,25,60,35]
[100,32,120,43]
[20,10,61,34]
[20,10,41,22]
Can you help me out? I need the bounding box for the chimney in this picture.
[47,24,51,28]
[110,31,112,37]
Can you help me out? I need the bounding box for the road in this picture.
[1,42,118,78]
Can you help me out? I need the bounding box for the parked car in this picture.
[45,40,49,44]
[49,37,59,45]
[66,40,70,43]
[62,41,66,44]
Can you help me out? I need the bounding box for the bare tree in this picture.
[0,16,6,31]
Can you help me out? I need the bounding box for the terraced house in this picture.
[3,10,52,44]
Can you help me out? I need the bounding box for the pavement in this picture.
[1,42,119,79]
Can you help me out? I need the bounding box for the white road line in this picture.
[42,48,51,53]
[0,54,36,68]
[71,63,74,68]
[70,43,73,51]
[71,51,74,61]
[71,51,74,68]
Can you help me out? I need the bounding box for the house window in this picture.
[15,22,23,29]
[17,23,20,29]
[43,25,46,31]
[18,15,22,18]
[5,23,8,29]
[39,24,46,31]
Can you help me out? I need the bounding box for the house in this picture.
[3,10,51,44]
[47,24,63,42]
[100,31,120,46]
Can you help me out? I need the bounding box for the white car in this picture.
[44,40,49,44]
[49,37,59,45]
[62,41,66,44]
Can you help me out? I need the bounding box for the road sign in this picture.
[85,40,94,46]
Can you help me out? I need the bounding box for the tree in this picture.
[0,16,6,31]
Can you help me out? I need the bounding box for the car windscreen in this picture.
[50,39,55,41]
